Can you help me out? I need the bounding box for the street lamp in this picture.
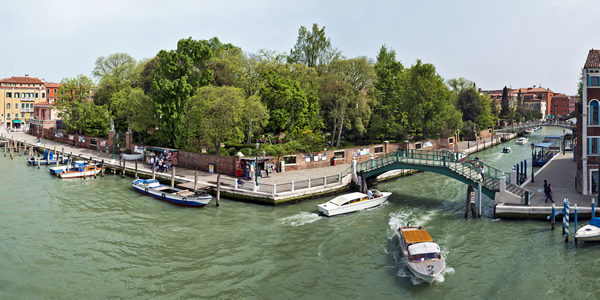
[255,142,259,188]
[530,143,535,183]
[563,129,566,155]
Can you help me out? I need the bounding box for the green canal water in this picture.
[1,127,597,299]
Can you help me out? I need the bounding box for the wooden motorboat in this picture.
[397,226,445,283]
[317,189,391,217]
[132,179,212,207]
[575,217,600,241]
[49,160,85,175]
[56,162,101,179]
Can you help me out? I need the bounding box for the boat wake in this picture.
[280,212,322,226]
[387,210,436,238]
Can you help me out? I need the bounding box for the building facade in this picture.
[550,93,570,118]
[578,49,600,195]
[0,75,47,130]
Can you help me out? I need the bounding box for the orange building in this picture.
[514,86,554,117]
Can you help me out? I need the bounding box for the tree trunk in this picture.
[330,120,337,147]
[246,120,253,144]
[336,117,345,147]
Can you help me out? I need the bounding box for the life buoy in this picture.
[181,197,187,202]
[144,188,148,193]
[161,193,166,198]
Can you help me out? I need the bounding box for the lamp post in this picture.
[563,129,566,155]
[254,142,259,188]
[530,143,535,183]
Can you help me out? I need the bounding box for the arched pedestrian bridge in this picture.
[348,150,524,200]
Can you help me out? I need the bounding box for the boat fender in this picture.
[144,188,148,193]
[182,197,187,202]
[161,193,166,198]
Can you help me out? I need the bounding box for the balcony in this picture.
[21,97,35,102]
[21,107,34,113]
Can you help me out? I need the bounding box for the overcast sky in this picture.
[1,0,597,95]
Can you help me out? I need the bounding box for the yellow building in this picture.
[0,75,47,131]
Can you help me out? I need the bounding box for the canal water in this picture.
[1,127,595,299]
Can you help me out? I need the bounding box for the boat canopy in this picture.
[534,142,554,148]
[329,192,366,206]
[407,242,440,256]
[590,217,600,227]
[401,228,434,244]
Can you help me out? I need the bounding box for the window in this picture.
[7,113,10,118]
[46,88,49,94]
[590,76,600,86]
[6,92,11,98]
[35,92,38,98]
[591,100,600,125]
[42,92,45,98]
[15,92,20,98]
[54,88,57,93]
[333,150,345,159]
[590,138,600,155]
[283,155,297,164]
[6,103,10,109]
[374,145,384,154]
[15,103,18,109]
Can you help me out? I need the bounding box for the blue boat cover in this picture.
[544,135,563,139]
[590,217,600,227]
[534,142,555,148]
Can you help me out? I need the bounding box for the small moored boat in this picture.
[575,217,600,241]
[56,162,101,179]
[397,226,445,283]
[516,137,529,145]
[317,189,392,217]
[502,147,512,153]
[132,179,212,207]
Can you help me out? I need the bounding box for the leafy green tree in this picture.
[477,93,495,129]
[242,95,269,144]
[402,60,462,140]
[446,77,474,94]
[54,75,97,135]
[457,87,481,123]
[150,37,214,148]
[288,23,341,73]
[319,75,355,147]
[259,70,311,136]
[187,86,245,155]
[368,45,405,140]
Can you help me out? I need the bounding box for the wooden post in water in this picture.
[152,160,156,180]
[101,160,105,177]
[37,158,40,169]
[122,158,126,178]
[216,174,221,207]
[134,160,138,179]
[170,166,175,188]
[465,185,474,218]
[194,171,198,192]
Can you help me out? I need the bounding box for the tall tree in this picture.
[402,60,462,140]
[54,75,100,135]
[369,45,404,140]
[446,77,474,94]
[187,86,245,155]
[150,37,214,148]
[259,71,310,135]
[457,87,481,123]
[500,86,511,118]
[288,23,341,72]
[242,95,269,144]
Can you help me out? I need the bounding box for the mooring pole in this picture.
[592,198,596,218]
[122,158,126,178]
[216,174,221,207]
[170,166,175,188]
[152,160,156,180]
[101,159,105,177]
[134,160,138,179]
[551,203,556,230]
[564,199,570,242]
[574,204,578,243]
[477,182,482,218]
[194,171,198,192]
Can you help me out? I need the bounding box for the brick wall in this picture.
[177,151,237,175]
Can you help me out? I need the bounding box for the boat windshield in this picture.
[409,252,440,262]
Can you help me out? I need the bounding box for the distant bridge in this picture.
[497,120,575,134]
[347,150,524,200]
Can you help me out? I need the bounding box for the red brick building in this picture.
[550,93,570,118]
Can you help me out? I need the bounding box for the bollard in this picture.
[593,198,596,218]
[564,199,570,242]
[574,204,578,243]
[551,203,556,230]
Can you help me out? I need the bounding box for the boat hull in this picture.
[317,192,391,216]
[397,226,446,284]
[28,157,68,165]
[575,224,600,241]
[57,167,101,179]
[132,182,212,207]
[407,260,446,283]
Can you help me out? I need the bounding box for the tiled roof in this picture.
[584,49,600,69]
[0,75,44,84]
[44,82,60,88]
[552,93,568,98]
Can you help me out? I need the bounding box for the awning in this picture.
[12,119,22,123]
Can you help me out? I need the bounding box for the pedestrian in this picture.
[479,164,485,182]
[544,183,554,203]
[119,153,123,164]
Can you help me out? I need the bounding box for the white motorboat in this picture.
[56,162,101,179]
[516,137,529,145]
[317,189,392,217]
[575,217,600,241]
[502,147,512,153]
[397,226,445,283]
[524,128,535,134]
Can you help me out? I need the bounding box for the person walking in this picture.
[544,183,554,203]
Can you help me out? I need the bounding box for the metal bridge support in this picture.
[477,182,482,218]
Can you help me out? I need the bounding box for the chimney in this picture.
[25,74,29,77]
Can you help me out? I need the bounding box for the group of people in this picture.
[150,155,174,173]
[544,179,554,203]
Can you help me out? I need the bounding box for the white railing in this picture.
[20,97,35,102]
[21,108,33,113]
